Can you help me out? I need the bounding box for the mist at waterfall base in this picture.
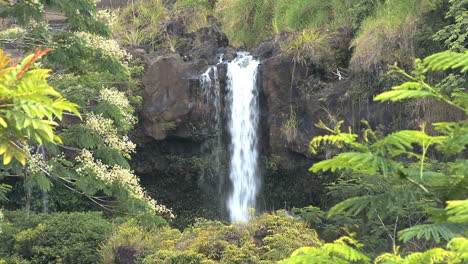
[200,53,260,223]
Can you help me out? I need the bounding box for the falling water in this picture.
[199,60,224,191]
[200,65,221,128]
[226,53,260,222]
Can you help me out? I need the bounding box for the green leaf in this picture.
[374,90,434,102]
[399,223,466,243]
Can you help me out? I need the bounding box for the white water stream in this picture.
[226,53,260,222]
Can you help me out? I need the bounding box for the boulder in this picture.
[142,52,209,140]
[141,25,232,141]
[164,20,186,37]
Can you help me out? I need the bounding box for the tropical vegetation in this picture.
[0,0,466,263]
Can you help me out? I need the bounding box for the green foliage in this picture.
[350,0,444,71]
[282,236,468,264]
[174,0,216,32]
[374,237,468,264]
[0,211,114,263]
[0,0,110,36]
[100,220,174,264]
[0,27,26,42]
[398,223,464,243]
[113,0,167,48]
[347,0,384,32]
[279,236,370,264]
[280,106,298,143]
[274,0,333,31]
[308,50,467,253]
[0,48,80,165]
[99,212,320,264]
[1,0,163,218]
[0,184,11,201]
[433,0,468,52]
[280,30,332,66]
[216,0,274,47]
[217,0,387,47]
[47,32,130,75]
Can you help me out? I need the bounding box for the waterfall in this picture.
[226,53,260,222]
[199,52,261,222]
[199,61,224,192]
[200,65,221,131]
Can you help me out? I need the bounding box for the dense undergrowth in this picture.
[0,0,467,263]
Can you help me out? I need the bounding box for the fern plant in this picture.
[374,237,468,264]
[282,236,468,264]
[279,236,370,264]
[309,50,467,245]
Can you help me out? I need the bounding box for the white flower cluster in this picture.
[99,87,131,108]
[19,0,44,11]
[85,113,136,155]
[75,31,132,63]
[27,153,52,175]
[23,145,51,175]
[96,9,118,29]
[99,88,137,127]
[0,27,25,39]
[76,149,172,216]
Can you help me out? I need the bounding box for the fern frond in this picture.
[425,51,468,73]
[446,200,468,223]
[322,242,370,262]
[447,237,468,261]
[399,223,466,243]
[31,172,53,192]
[92,101,123,124]
[0,184,12,201]
[94,146,130,169]
[49,159,79,180]
[403,248,452,264]
[280,237,370,264]
[433,121,468,155]
[328,191,419,218]
[373,130,444,156]
[374,90,434,103]
[310,152,375,173]
[374,253,403,264]
[62,125,104,149]
[309,134,360,154]
[311,152,402,178]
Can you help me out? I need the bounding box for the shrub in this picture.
[1,211,114,264]
[100,220,180,264]
[143,250,209,264]
[101,212,321,264]
[280,30,332,67]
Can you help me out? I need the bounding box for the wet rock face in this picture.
[256,30,397,160]
[142,25,232,141]
[142,53,213,140]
